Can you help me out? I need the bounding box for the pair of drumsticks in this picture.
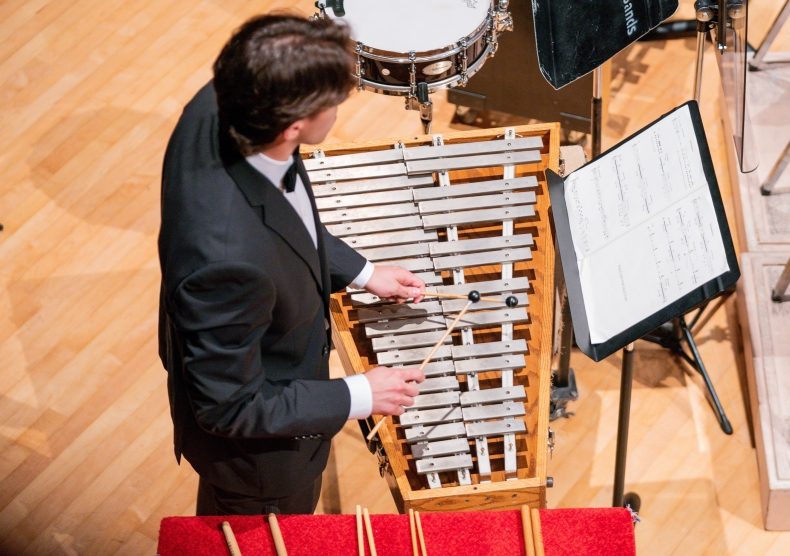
[222,514,287,556]
[357,505,428,556]
[365,289,518,441]
[354,504,544,556]
[522,505,546,556]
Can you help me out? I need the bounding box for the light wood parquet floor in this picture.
[0,1,788,554]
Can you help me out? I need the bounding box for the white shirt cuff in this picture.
[342,373,373,420]
[349,261,375,290]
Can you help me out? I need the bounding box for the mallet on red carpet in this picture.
[531,508,545,556]
[362,508,378,556]
[521,505,535,556]
[268,513,288,556]
[409,509,418,556]
[221,521,243,556]
[414,511,428,556]
[356,505,364,556]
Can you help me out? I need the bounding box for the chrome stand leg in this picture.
[772,257,790,302]
[761,139,790,196]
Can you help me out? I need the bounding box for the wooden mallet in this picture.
[420,290,518,305]
[221,521,243,556]
[268,513,288,556]
[365,291,517,442]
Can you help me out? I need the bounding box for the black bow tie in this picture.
[281,161,298,193]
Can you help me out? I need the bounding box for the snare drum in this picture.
[330,0,508,97]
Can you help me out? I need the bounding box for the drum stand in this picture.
[406,82,433,135]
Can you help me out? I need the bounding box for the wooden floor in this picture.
[0,1,788,554]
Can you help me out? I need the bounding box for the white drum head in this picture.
[331,0,491,54]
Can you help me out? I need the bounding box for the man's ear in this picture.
[281,119,305,142]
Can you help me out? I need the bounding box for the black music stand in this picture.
[614,0,752,439]
[548,101,740,509]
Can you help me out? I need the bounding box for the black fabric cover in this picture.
[532,0,678,89]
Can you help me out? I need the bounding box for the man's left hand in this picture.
[365,266,425,303]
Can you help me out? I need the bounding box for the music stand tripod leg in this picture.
[678,316,733,435]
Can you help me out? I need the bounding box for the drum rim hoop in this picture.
[354,15,491,63]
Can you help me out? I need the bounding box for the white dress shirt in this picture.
[246,152,374,420]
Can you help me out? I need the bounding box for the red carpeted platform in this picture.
[158,508,636,556]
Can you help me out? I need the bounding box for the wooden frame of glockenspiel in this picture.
[302,123,558,514]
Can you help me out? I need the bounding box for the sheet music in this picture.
[564,105,730,344]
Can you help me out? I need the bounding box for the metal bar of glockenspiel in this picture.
[502,127,519,480]
[443,134,478,487]
[432,134,472,488]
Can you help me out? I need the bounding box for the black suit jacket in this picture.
[158,82,367,498]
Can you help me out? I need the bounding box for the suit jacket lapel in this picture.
[295,154,332,310]
[221,138,323,293]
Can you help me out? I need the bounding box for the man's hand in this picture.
[365,265,426,304]
[363,366,425,416]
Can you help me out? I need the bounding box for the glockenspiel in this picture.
[301,123,558,513]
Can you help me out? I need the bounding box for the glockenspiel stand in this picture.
[550,293,578,421]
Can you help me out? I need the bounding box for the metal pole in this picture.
[613,342,635,508]
[693,1,715,104]
[693,29,706,103]
[591,66,603,159]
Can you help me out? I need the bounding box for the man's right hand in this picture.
[363,366,425,416]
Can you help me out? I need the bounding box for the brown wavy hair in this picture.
[213,14,356,156]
